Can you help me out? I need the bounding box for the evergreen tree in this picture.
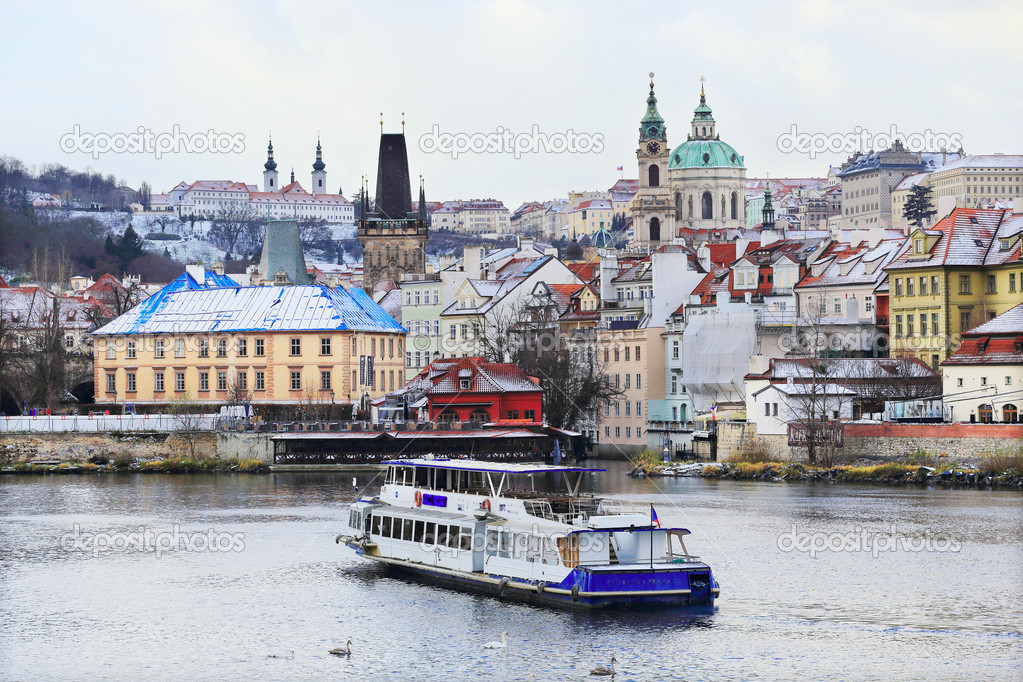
[104,234,116,255]
[117,225,146,270]
[903,185,937,227]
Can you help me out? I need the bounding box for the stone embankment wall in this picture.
[216,432,274,463]
[1,432,217,463]
[718,422,1023,462]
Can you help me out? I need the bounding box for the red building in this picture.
[403,357,543,425]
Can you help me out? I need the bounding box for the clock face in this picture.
[646,141,661,155]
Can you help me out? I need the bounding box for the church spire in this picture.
[312,134,325,171]
[762,174,775,230]
[639,72,666,141]
[418,175,426,220]
[264,136,277,171]
[290,166,295,184]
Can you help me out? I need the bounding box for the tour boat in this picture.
[336,457,719,609]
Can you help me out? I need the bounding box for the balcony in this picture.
[646,420,696,433]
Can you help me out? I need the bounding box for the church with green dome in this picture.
[631,75,747,247]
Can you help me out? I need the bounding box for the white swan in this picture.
[482,632,508,649]
[329,641,352,656]
[589,656,616,676]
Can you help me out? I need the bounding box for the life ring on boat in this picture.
[415,490,422,507]
[482,498,491,512]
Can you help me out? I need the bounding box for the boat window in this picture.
[349,509,361,530]
[402,518,413,541]
[445,525,460,549]
[413,520,425,544]
[381,516,393,538]
[424,522,436,545]
[415,468,429,488]
[459,527,472,552]
[498,530,512,559]
[373,515,384,536]
[486,529,498,556]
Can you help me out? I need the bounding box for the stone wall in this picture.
[0,432,216,463]
[715,421,1023,462]
[216,432,274,463]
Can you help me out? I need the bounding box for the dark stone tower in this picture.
[358,129,428,291]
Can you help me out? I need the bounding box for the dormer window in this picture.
[459,378,470,390]
[914,239,923,253]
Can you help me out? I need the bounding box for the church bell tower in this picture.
[632,73,671,245]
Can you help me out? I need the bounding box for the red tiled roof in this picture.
[422,357,543,395]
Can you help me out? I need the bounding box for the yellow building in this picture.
[885,207,1023,368]
[93,284,406,405]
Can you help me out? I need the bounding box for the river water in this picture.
[1,462,1020,681]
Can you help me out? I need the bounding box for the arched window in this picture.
[437,409,459,425]
[468,409,491,424]
[702,126,706,136]
[649,217,661,242]
[701,192,713,219]
[648,164,660,187]
[1004,403,1018,423]
[731,192,738,220]
[978,404,994,424]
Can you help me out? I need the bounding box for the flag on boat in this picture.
[651,506,661,528]
[616,165,623,172]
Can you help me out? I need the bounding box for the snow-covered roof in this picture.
[94,284,405,335]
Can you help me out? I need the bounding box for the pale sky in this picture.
[3,0,1021,210]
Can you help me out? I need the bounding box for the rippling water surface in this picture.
[1,463,1020,681]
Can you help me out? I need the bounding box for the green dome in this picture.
[668,139,744,170]
[591,227,615,248]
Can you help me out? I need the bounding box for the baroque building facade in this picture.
[631,75,747,247]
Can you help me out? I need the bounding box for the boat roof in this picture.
[382,458,605,474]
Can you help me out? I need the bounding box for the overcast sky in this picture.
[3,0,1020,209]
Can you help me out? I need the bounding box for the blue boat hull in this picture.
[376,559,718,610]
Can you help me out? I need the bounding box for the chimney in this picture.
[462,245,486,279]
[1014,197,1023,215]
[749,354,769,375]
[744,291,752,305]
[697,243,711,271]
[185,262,205,286]
[212,261,225,276]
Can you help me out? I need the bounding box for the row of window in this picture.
[605,373,643,390]
[604,401,643,417]
[104,367,402,396]
[603,346,642,363]
[106,335,402,361]
[604,425,642,440]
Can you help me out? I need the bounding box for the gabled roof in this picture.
[419,357,542,395]
[745,356,938,381]
[886,208,1008,270]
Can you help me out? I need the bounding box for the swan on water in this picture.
[589,656,616,676]
[329,641,352,656]
[482,632,508,649]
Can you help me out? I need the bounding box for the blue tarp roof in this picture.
[94,281,407,335]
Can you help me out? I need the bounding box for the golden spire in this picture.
[649,71,655,89]
[379,113,383,132]
[402,112,406,134]
[699,75,706,97]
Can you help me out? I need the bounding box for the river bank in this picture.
[630,457,1023,488]
[1,455,268,474]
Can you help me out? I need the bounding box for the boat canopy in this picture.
[381,458,605,475]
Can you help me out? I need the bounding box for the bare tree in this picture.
[476,294,621,430]
[170,395,207,459]
[208,204,262,254]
